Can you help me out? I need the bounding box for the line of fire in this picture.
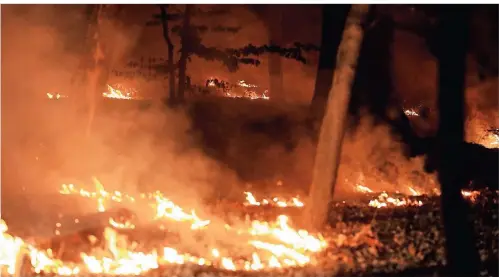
[1,4,498,277]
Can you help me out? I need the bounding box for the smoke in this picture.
[1,5,239,235]
[335,115,438,197]
[242,111,439,199]
[1,4,440,254]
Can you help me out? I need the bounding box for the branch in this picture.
[171,24,241,34]
[191,6,230,16]
[227,42,320,64]
[191,44,260,72]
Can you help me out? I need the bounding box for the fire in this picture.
[32,180,327,274]
[150,191,211,230]
[224,80,269,100]
[0,220,80,276]
[46,84,143,101]
[408,186,422,196]
[461,190,481,202]
[355,185,373,194]
[0,220,24,275]
[2,178,491,275]
[206,77,269,100]
[102,84,140,100]
[46,92,67,100]
[354,184,484,208]
[368,192,423,209]
[404,108,419,117]
[481,130,499,148]
[243,192,304,208]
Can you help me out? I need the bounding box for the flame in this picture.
[354,184,483,207]
[47,92,66,100]
[47,84,143,101]
[461,190,481,202]
[0,220,24,275]
[2,204,327,275]
[368,192,423,209]
[408,186,422,196]
[102,84,139,100]
[404,108,419,117]
[481,130,499,148]
[222,79,269,100]
[243,192,304,208]
[2,178,491,275]
[108,218,135,230]
[355,185,373,194]
[45,181,327,273]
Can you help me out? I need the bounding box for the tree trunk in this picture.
[159,4,176,101]
[305,4,370,229]
[85,4,107,138]
[177,4,193,102]
[434,7,480,276]
[267,6,284,101]
[309,5,351,126]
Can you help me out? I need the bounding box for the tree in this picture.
[433,6,480,276]
[305,4,371,229]
[158,4,176,101]
[147,4,320,102]
[265,5,284,101]
[177,4,194,101]
[309,4,351,128]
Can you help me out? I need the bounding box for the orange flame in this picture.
[243,192,304,208]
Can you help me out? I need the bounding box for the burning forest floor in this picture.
[1,180,497,277]
[3,85,497,276]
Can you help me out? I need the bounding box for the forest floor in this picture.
[2,93,498,277]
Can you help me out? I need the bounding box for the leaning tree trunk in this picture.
[85,4,108,138]
[267,5,284,101]
[434,7,480,276]
[159,4,176,101]
[305,4,370,229]
[177,4,194,102]
[309,4,351,128]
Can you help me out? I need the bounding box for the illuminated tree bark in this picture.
[306,4,370,229]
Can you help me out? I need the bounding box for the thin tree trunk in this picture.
[305,4,370,229]
[177,4,193,102]
[309,4,351,127]
[159,4,176,101]
[435,7,480,276]
[85,4,106,138]
[267,6,284,101]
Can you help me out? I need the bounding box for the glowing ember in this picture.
[482,130,499,147]
[206,78,269,100]
[368,192,423,209]
[461,190,481,202]
[355,185,373,194]
[226,80,269,101]
[404,108,419,117]
[354,184,483,207]
[243,192,304,208]
[46,92,67,100]
[108,218,135,230]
